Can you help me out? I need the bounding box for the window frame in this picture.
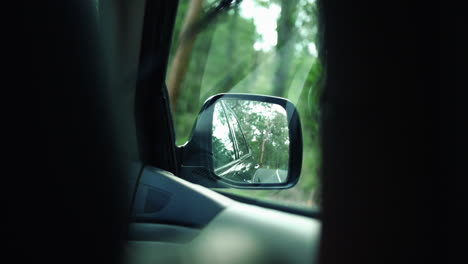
[213,102,243,174]
[222,101,252,160]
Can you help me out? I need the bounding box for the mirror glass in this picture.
[212,99,290,184]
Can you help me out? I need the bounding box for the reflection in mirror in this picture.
[212,99,289,184]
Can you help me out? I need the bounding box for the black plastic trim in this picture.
[131,166,234,228]
[135,0,179,173]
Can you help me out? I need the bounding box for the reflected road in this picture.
[252,168,287,183]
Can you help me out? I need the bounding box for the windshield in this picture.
[166,0,322,210]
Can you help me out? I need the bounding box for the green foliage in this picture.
[168,0,322,209]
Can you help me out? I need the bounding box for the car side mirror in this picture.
[179,93,302,189]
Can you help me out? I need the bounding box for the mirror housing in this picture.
[179,93,303,189]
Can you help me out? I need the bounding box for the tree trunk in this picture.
[187,26,215,112]
[259,123,273,166]
[272,0,299,97]
[227,7,239,64]
[167,0,204,109]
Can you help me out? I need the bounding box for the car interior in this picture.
[10,0,457,264]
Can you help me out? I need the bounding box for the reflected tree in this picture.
[223,100,289,170]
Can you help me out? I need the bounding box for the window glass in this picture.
[167,0,322,210]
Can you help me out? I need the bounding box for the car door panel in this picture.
[128,223,200,243]
[128,167,321,264]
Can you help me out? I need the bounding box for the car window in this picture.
[213,102,237,169]
[167,0,322,210]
